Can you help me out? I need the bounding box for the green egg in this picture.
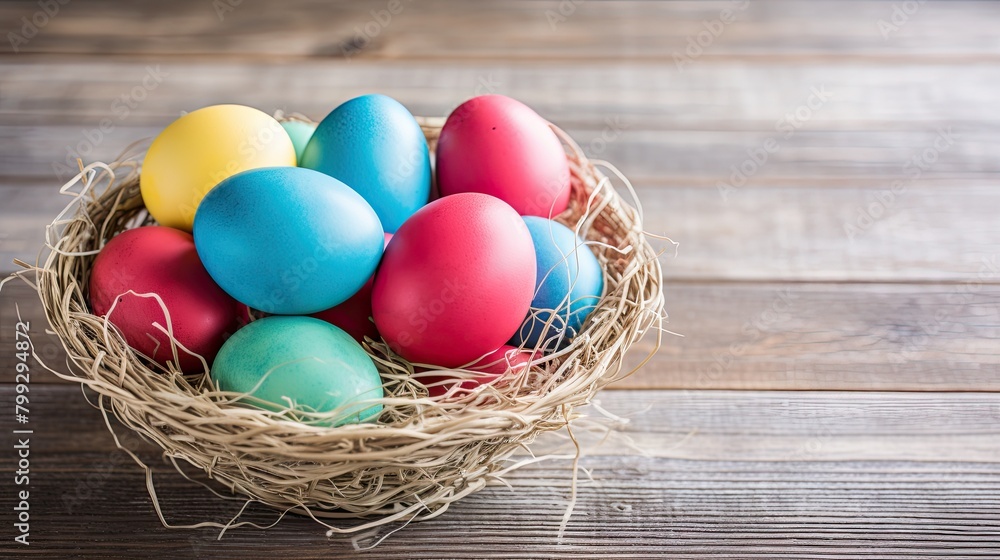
[211,316,383,426]
[280,120,318,164]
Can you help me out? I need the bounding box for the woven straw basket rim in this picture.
[14,114,665,535]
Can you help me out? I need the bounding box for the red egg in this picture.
[372,193,536,367]
[436,94,571,218]
[312,233,392,342]
[417,345,535,398]
[89,226,241,373]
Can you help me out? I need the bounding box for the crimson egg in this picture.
[89,226,241,373]
[436,94,571,218]
[372,193,536,367]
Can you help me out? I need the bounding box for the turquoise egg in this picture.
[280,120,317,163]
[512,217,604,351]
[193,166,384,314]
[211,316,383,425]
[300,94,431,233]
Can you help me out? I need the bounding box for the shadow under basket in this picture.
[24,116,665,534]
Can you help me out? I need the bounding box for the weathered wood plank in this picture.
[4,124,993,183]
[7,456,1000,558]
[1,385,999,558]
[641,181,1000,282]
[621,280,1000,391]
[11,384,1000,460]
[5,279,999,390]
[4,178,999,283]
[2,60,998,129]
[1,0,998,60]
[0,182,73,268]
[0,0,997,554]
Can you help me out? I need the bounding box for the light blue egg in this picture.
[300,94,431,233]
[193,166,384,315]
[280,120,317,163]
[211,316,383,426]
[513,217,604,351]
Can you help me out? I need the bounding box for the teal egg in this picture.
[211,316,383,426]
[512,217,604,351]
[193,166,384,315]
[280,120,317,163]
[300,94,431,233]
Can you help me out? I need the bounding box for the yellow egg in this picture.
[140,105,296,231]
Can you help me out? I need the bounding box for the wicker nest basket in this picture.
[23,115,665,535]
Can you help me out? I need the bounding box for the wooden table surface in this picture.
[2,1,999,557]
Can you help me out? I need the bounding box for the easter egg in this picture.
[211,316,383,425]
[513,217,604,351]
[88,226,241,373]
[312,233,392,343]
[372,193,536,367]
[436,95,571,218]
[416,345,535,398]
[193,166,384,315]
[280,120,317,163]
[141,104,296,231]
[300,94,431,233]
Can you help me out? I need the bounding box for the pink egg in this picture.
[418,345,535,398]
[372,193,536,367]
[436,94,571,218]
[312,233,392,342]
[89,226,241,373]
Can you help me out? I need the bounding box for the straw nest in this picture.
[17,116,665,535]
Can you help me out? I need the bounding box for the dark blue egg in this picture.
[300,94,431,233]
[193,167,384,315]
[513,217,604,351]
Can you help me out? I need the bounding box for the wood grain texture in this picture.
[1,385,999,558]
[1,0,1000,555]
[2,0,999,60]
[4,60,998,129]
[1,58,996,283]
[4,123,994,182]
[6,279,999,390]
[4,177,1000,283]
